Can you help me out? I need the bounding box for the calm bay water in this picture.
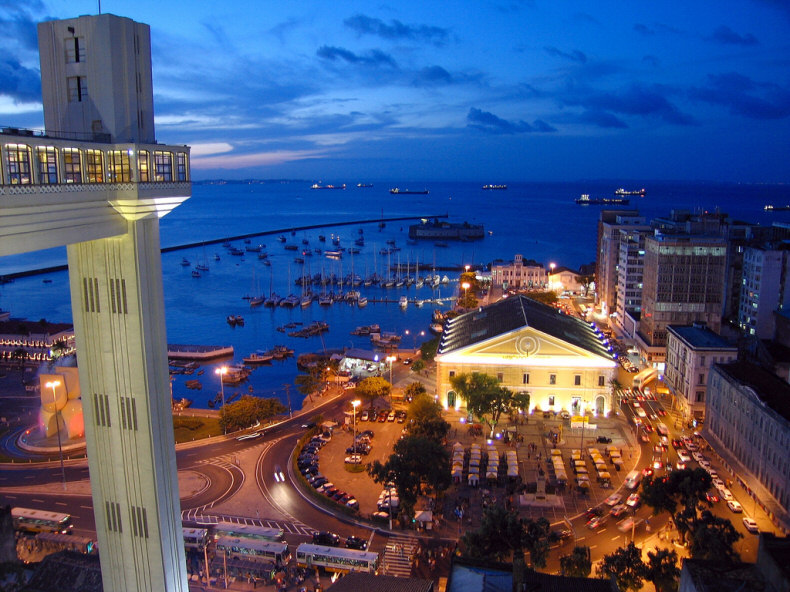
[1,180,788,409]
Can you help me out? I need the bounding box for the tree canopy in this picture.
[219,395,286,432]
[641,468,713,543]
[450,372,528,437]
[367,434,451,521]
[524,291,558,306]
[407,393,450,442]
[645,547,681,592]
[354,376,391,408]
[689,511,742,565]
[461,506,551,568]
[560,546,592,577]
[596,543,647,592]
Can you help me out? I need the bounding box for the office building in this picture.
[595,210,645,318]
[738,244,790,339]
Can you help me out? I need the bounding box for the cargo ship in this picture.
[614,188,646,196]
[390,188,429,195]
[575,194,630,205]
[482,184,508,190]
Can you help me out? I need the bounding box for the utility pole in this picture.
[283,384,292,417]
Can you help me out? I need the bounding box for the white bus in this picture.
[183,527,210,551]
[212,521,284,542]
[295,543,379,574]
[624,470,642,490]
[215,536,290,565]
[632,368,658,388]
[12,507,72,534]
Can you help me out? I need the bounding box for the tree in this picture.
[450,372,517,437]
[578,274,595,297]
[407,393,450,442]
[219,395,286,432]
[405,382,427,400]
[522,517,551,568]
[368,435,450,522]
[294,366,324,402]
[596,543,647,592]
[689,511,742,565]
[419,337,440,362]
[524,291,557,306]
[462,504,523,562]
[645,547,680,592]
[410,359,426,373]
[560,546,592,577]
[458,271,479,309]
[354,376,391,409]
[641,468,713,543]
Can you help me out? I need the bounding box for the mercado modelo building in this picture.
[435,295,617,416]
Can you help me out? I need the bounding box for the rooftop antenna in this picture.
[98,1,101,14]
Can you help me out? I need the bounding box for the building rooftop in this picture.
[716,360,790,422]
[437,295,614,360]
[326,573,434,592]
[667,324,736,350]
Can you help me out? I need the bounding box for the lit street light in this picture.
[386,355,397,401]
[351,400,361,451]
[215,366,228,434]
[461,281,471,307]
[44,379,66,490]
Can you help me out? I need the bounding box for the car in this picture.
[641,467,654,478]
[387,411,396,422]
[311,477,328,489]
[699,460,711,469]
[653,459,664,470]
[316,482,334,493]
[649,413,658,421]
[605,493,622,506]
[345,535,368,550]
[559,410,571,420]
[378,411,388,422]
[742,517,759,533]
[727,500,743,513]
[708,470,718,479]
[586,516,607,529]
[359,411,369,421]
[628,366,638,373]
[344,454,363,464]
[346,498,359,510]
[720,488,734,501]
[236,431,263,441]
[671,439,682,449]
[596,436,612,444]
[585,507,603,520]
[657,409,666,416]
[300,421,317,429]
[273,465,285,482]
[643,424,654,432]
[705,492,719,503]
[676,461,686,470]
[610,504,628,517]
[313,531,340,547]
[626,493,641,508]
[678,451,691,463]
[402,358,412,365]
[712,478,725,489]
[360,430,375,439]
[633,401,641,408]
[640,434,650,443]
[654,444,665,454]
[550,529,573,542]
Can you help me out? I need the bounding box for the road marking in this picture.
[80,505,92,510]
[611,535,621,541]
[4,495,16,500]
[589,545,598,549]
[55,502,67,506]
[32,499,44,503]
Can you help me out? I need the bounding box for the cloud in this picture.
[577,110,629,128]
[343,14,449,46]
[466,108,556,134]
[708,25,759,46]
[316,45,398,68]
[0,2,43,51]
[689,72,790,119]
[544,46,587,64]
[633,23,654,36]
[191,149,329,169]
[0,57,41,103]
[413,65,453,85]
[558,82,695,125]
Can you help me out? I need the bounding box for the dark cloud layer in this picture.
[316,45,398,68]
[544,46,587,63]
[344,14,449,46]
[0,57,41,102]
[689,72,790,119]
[467,108,555,134]
[708,25,759,46]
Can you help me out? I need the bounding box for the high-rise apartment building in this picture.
[637,233,727,365]
[614,227,646,336]
[738,244,790,339]
[595,210,645,318]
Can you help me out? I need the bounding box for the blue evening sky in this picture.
[1,1,788,182]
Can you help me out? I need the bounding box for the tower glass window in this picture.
[107,150,131,182]
[36,147,58,184]
[176,153,188,181]
[86,150,104,183]
[65,36,86,63]
[4,144,32,184]
[138,150,150,182]
[62,148,82,183]
[67,76,88,102]
[153,151,172,181]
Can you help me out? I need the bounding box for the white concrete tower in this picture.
[0,13,189,591]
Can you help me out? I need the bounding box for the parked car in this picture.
[727,500,743,513]
[359,411,369,421]
[596,436,612,444]
[387,410,396,422]
[742,517,759,533]
[344,454,363,464]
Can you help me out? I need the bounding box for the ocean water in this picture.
[1,180,788,409]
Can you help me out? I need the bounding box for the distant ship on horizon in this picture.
[614,187,646,196]
[356,183,373,188]
[482,184,507,190]
[576,193,630,205]
[311,183,346,190]
[390,188,429,195]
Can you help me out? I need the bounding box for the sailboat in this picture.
[249,264,265,307]
[383,250,394,288]
[395,253,404,288]
[195,243,210,272]
[415,256,424,288]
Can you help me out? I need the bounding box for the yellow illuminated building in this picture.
[436,295,617,416]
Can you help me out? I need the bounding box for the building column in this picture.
[67,216,187,592]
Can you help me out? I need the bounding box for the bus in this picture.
[36,532,95,554]
[183,527,210,551]
[295,543,379,574]
[212,521,284,542]
[632,367,658,389]
[215,536,290,565]
[624,470,642,490]
[12,507,72,534]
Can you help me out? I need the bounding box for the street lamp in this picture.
[352,399,361,450]
[461,281,471,307]
[549,262,556,291]
[215,366,228,434]
[45,380,66,490]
